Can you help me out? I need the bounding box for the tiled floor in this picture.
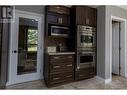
[6,75,127,89]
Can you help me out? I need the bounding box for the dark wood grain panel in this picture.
[44,53,74,87]
[72,6,97,26]
[47,6,70,15]
[49,71,74,86]
[49,54,74,73]
[75,67,95,81]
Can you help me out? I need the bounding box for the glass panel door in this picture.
[18,17,38,75]
[8,11,43,85]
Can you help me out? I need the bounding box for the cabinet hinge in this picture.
[119,27,121,32]
[119,66,121,71]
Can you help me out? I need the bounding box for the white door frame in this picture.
[110,16,127,80]
[7,10,44,86]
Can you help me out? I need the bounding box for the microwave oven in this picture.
[50,26,69,36]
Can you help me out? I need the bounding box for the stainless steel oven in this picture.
[77,25,96,50]
[77,51,95,70]
[50,26,69,36]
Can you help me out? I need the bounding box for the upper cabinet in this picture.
[47,12,70,26]
[46,6,70,26]
[72,6,97,26]
[47,6,70,15]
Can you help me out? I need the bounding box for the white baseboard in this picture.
[125,74,127,78]
[6,76,44,86]
[105,78,112,83]
[95,76,112,84]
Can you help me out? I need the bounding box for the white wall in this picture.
[97,6,127,80]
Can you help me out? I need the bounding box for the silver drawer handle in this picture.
[66,64,72,67]
[53,57,59,59]
[53,77,60,80]
[53,66,61,68]
[79,75,84,77]
[90,72,94,74]
[67,56,72,58]
[66,75,72,78]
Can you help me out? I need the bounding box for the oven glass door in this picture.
[86,34,93,47]
[80,33,94,47]
[80,33,88,47]
[80,54,94,64]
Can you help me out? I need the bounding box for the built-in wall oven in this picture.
[77,25,96,51]
[77,51,95,70]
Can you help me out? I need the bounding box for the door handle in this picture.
[12,50,18,53]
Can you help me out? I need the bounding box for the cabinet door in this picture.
[47,13,59,24]
[75,6,97,26]
[75,68,90,80]
[47,6,70,15]
[76,6,87,25]
[93,9,97,26]
[88,8,97,26]
[61,15,70,25]
[47,13,69,25]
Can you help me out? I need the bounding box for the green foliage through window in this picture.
[27,29,38,52]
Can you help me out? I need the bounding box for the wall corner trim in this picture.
[95,76,112,84]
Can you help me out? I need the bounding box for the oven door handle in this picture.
[79,52,94,55]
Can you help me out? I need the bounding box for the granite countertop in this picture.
[47,52,75,55]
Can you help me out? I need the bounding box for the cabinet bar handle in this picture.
[58,18,60,23]
[90,72,94,74]
[67,56,72,58]
[53,56,59,59]
[66,75,72,78]
[79,75,84,77]
[66,64,72,67]
[53,77,60,80]
[53,66,61,68]
[61,18,62,24]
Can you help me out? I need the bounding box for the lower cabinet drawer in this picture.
[75,68,90,80]
[50,62,73,72]
[49,72,74,86]
[75,67,96,80]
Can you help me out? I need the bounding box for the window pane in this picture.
[28,45,37,52]
[18,17,38,75]
[28,29,38,45]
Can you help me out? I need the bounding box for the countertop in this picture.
[47,52,75,55]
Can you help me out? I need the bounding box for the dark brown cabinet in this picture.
[46,6,70,26]
[44,54,74,87]
[44,6,75,87]
[72,6,97,26]
[71,6,97,81]
[45,6,70,37]
[44,5,97,87]
[50,55,74,73]
[47,6,70,15]
[75,67,95,80]
[47,13,70,26]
